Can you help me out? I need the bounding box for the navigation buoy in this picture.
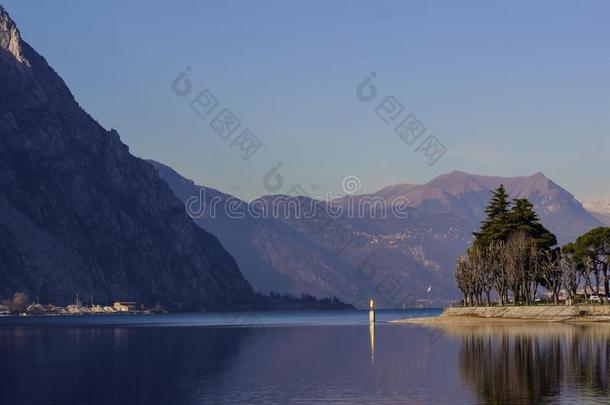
[369,298,375,324]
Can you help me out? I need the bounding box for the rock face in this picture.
[0,7,25,64]
[150,162,602,308]
[0,7,254,309]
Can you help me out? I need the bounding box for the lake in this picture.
[0,309,609,404]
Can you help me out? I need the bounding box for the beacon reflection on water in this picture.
[369,298,375,364]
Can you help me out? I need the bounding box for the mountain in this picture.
[582,200,610,226]
[147,161,372,303]
[0,7,254,310]
[364,171,602,245]
[151,162,603,308]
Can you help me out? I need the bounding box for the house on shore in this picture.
[113,302,137,312]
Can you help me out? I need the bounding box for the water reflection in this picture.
[0,326,259,404]
[440,323,610,404]
[0,321,472,404]
[2,314,610,404]
[370,322,375,364]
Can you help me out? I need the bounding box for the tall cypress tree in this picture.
[484,185,510,219]
[474,185,557,249]
[474,185,511,244]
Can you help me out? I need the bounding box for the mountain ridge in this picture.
[150,160,602,308]
[0,7,255,309]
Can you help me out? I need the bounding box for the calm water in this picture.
[0,309,609,404]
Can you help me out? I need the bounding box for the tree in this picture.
[539,249,562,305]
[581,256,596,301]
[477,245,496,306]
[474,185,511,244]
[505,232,535,305]
[474,187,557,252]
[559,252,578,305]
[572,228,610,303]
[487,242,509,305]
[509,199,557,249]
[8,292,29,314]
[455,250,489,307]
[455,256,472,306]
[467,246,486,306]
[485,185,511,219]
[455,186,575,307]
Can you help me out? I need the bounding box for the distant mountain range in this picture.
[0,7,254,309]
[582,200,610,226]
[150,162,604,308]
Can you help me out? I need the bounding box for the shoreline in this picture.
[392,305,610,324]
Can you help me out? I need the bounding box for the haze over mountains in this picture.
[151,162,603,308]
[0,7,254,309]
[582,200,610,226]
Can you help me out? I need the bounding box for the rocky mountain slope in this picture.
[0,7,254,309]
[151,162,603,308]
[147,160,372,304]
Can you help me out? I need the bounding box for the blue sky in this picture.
[4,1,610,200]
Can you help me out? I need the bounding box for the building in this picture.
[113,302,137,313]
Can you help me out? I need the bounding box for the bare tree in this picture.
[468,246,486,306]
[505,233,528,305]
[487,242,508,305]
[479,244,497,306]
[539,250,562,305]
[455,255,471,306]
[581,256,595,302]
[454,226,609,308]
[559,253,578,306]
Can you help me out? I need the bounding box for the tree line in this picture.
[455,185,610,306]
